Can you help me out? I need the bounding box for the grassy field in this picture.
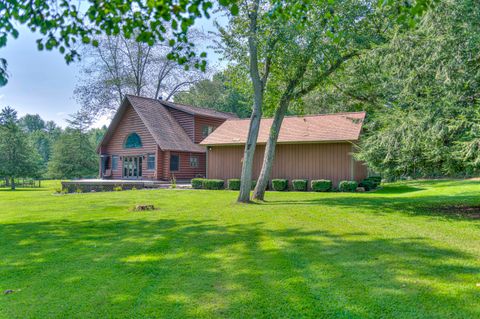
[0,180,479,318]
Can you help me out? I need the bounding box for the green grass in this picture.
[0,180,479,318]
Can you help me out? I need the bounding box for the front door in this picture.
[123,156,143,179]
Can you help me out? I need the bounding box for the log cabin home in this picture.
[97,95,237,180]
[98,95,367,186]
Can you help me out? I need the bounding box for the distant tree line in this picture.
[0,107,104,189]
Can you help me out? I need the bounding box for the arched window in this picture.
[124,133,142,148]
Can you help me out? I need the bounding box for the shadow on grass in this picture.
[0,218,479,318]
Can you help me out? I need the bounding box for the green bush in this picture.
[113,186,122,192]
[271,179,288,191]
[359,178,377,191]
[338,180,358,192]
[191,178,205,189]
[228,179,241,190]
[367,175,382,184]
[203,179,224,190]
[292,179,308,191]
[311,179,332,192]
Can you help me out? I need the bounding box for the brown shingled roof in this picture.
[160,99,237,119]
[200,112,366,146]
[99,95,205,153]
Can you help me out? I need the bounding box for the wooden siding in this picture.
[194,116,227,144]
[168,108,195,141]
[102,104,158,179]
[162,151,206,180]
[206,143,366,187]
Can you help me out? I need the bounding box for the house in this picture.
[200,112,368,187]
[97,95,237,180]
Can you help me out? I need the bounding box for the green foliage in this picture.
[47,128,98,179]
[359,179,376,191]
[338,181,358,192]
[303,0,480,180]
[175,70,251,118]
[292,179,308,191]
[228,179,241,190]
[0,0,240,85]
[202,179,224,190]
[0,107,42,188]
[271,179,288,191]
[113,186,122,192]
[191,178,205,189]
[311,180,332,192]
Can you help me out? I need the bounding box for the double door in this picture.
[123,156,142,179]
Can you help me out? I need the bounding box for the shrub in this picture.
[271,179,288,191]
[359,179,376,191]
[292,179,308,191]
[311,179,332,192]
[367,175,382,184]
[113,186,122,192]
[338,180,358,192]
[203,179,224,190]
[75,188,83,194]
[228,179,241,190]
[191,178,205,189]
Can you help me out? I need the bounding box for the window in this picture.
[170,155,179,171]
[202,125,214,138]
[124,133,142,148]
[112,156,119,170]
[147,154,155,170]
[190,156,199,168]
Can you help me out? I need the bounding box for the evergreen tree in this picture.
[0,107,42,189]
[47,128,98,179]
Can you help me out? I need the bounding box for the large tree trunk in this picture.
[237,92,263,202]
[252,96,291,200]
[237,0,264,203]
[10,177,15,190]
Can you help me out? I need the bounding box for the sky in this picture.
[0,16,223,128]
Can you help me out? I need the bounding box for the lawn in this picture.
[0,180,479,318]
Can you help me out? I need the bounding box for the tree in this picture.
[218,0,283,202]
[0,0,240,86]
[219,0,436,202]
[174,69,251,118]
[75,33,209,119]
[0,107,41,190]
[251,0,415,200]
[19,114,46,133]
[303,0,479,180]
[47,128,98,179]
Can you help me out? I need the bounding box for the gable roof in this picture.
[99,95,205,153]
[160,99,237,119]
[200,112,366,146]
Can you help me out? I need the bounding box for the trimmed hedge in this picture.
[271,179,288,191]
[338,180,358,192]
[359,176,382,191]
[228,179,241,190]
[292,179,308,191]
[311,179,332,192]
[203,179,224,190]
[191,178,205,189]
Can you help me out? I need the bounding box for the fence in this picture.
[0,178,42,188]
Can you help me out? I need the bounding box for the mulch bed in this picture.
[432,205,480,219]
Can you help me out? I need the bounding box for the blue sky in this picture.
[0,17,223,128]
